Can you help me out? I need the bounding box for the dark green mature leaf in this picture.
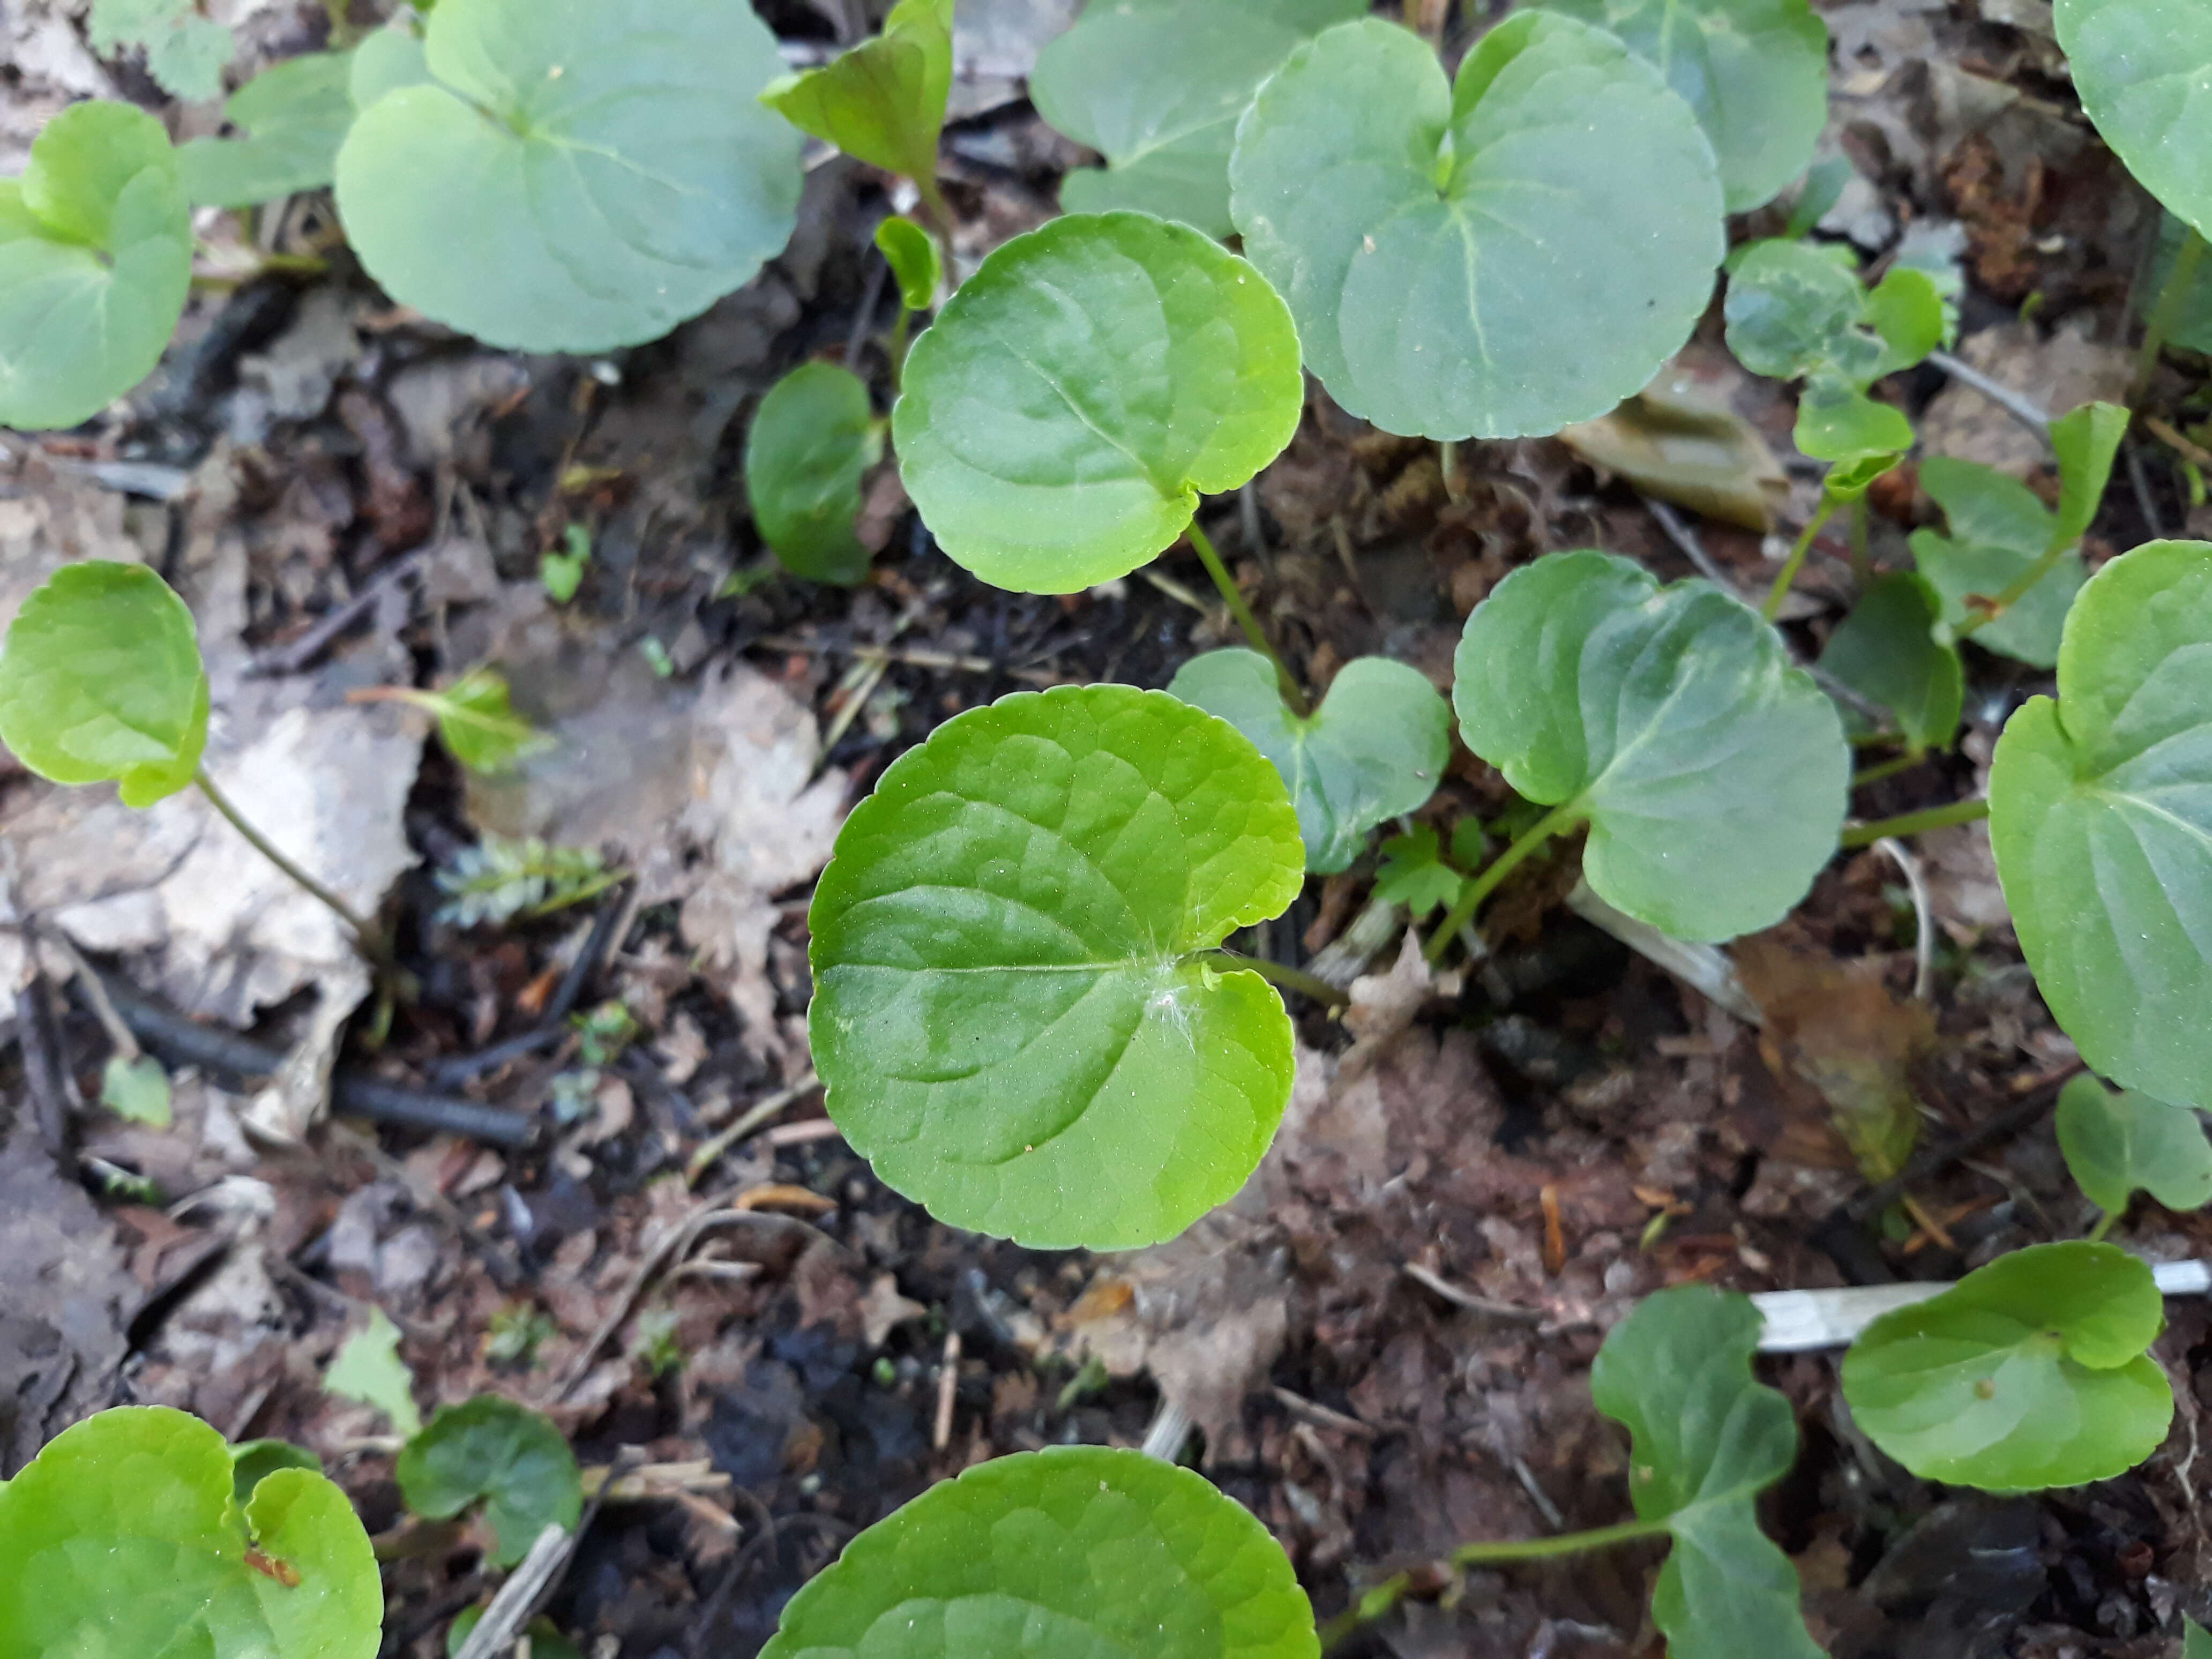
[2056,1074,2212,1218]
[0,562,209,807]
[0,101,192,431]
[875,214,940,310]
[0,1406,382,1658]
[1533,0,1826,212]
[1167,650,1449,874]
[1032,0,1363,238]
[89,0,232,102]
[396,1397,581,1568]
[892,212,1303,593]
[759,1446,1317,1659]
[761,0,951,186]
[1590,1286,1822,1659]
[1911,459,2082,668]
[334,0,802,353]
[1228,13,1723,440]
[746,362,883,586]
[1452,551,1849,941]
[1990,541,2212,1109]
[1817,572,1962,754]
[177,49,357,208]
[1841,1242,2172,1490]
[808,685,1304,1249]
[2056,0,2212,238]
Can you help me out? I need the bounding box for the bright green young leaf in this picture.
[230,1439,323,1505]
[1032,0,1364,239]
[334,0,802,353]
[1911,458,2082,668]
[0,102,192,431]
[892,212,1303,593]
[0,1406,382,1659]
[1373,825,1466,917]
[101,1052,174,1126]
[0,561,210,808]
[89,0,233,102]
[419,667,550,775]
[1167,649,1449,874]
[807,684,1304,1249]
[2055,1074,2212,1219]
[1840,1241,2172,1490]
[1229,14,1722,440]
[2056,0,2212,240]
[1533,0,1827,212]
[540,525,589,605]
[325,1307,422,1438]
[177,49,357,208]
[1990,541,2212,1109]
[1590,1286,1823,1659]
[1795,375,1911,485]
[759,1446,1317,1659]
[747,362,883,586]
[1452,551,1849,941]
[396,1396,581,1568]
[875,214,940,310]
[2050,399,2130,549]
[1817,572,1962,754]
[761,0,951,186]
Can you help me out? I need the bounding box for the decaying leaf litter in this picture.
[5,0,2212,1655]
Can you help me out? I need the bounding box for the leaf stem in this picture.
[1839,796,1989,848]
[1762,492,1839,621]
[1208,952,1349,1009]
[887,301,914,394]
[2088,1209,2119,1243]
[2132,222,2208,405]
[1422,800,1582,965]
[1186,521,1305,713]
[1852,751,1925,787]
[913,175,960,288]
[1319,1518,1672,1650]
[1849,494,1871,585]
[193,766,388,962]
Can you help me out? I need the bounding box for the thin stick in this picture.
[1762,493,1839,621]
[932,1331,961,1451]
[2133,222,2208,405]
[1642,496,1746,600]
[1925,348,2052,439]
[193,766,382,950]
[684,1072,823,1187]
[2144,412,2212,474]
[1839,796,1989,848]
[1186,521,1305,712]
[1423,800,1582,963]
[42,929,140,1060]
[1873,836,1935,1001]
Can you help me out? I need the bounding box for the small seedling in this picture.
[874,213,941,312]
[540,524,591,604]
[746,361,885,585]
[1841,1240,2172,1490]
[2056,1073,2212,1236]
[352,666,551,775]
[325,1306,422,1438]
[1372,824,1474,918]
[101,1051,175,1126]
[763,0,954,231]
[396,1396,582,1567]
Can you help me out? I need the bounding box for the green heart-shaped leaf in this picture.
[1532,0,1827,212]
[0,101,192,431]
[1990,541,2212,1107]
[0,1406,382,1658]
[1841,1241,2172,1490]
[761,0,951,186]
[1168,650,1449,874]
[0,561,210,807]
[101,1052,174,1126]
[178,49,357,207]
[396,1397,581,1568]
[1228,13,1723,440]
[2049,398,2130,549]
[760,1446,1317,1659]
[333,0,802,353]
[875,214,940,311]
[1591,1286,1824,1659]
[325,1307,422,1438]
[892,211,1303,594]
[807,684,1304,1249]
[2056,0,2212,238]
[2056,1073,2212,1219]
[746,362,884,586]
[1033,0,1364,238]
[1452,551,1849,941]
[1911,460,2081,668]
[1817,572,1962,754]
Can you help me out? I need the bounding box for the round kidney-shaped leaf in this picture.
[1533,0,1828,213]
[1841,1241,2172,1490]
[0,101,191,431]
[1168,649,1449,874]
[334,0,802,353]
[395,1396,582,1568]
[178,49,357,208]
[0,1406,382,1658]
[807,685,1304,1249]
[0,561,209,807]
[759,1446,1317,1659]
[746,362,883,586]
[1227,14,1723,440]
[2056,1073,2212,1219]
[1452,551,1849,941]
[2056,0,2212,240]
[1990,541,2212,1108]
[893,212,1303,593]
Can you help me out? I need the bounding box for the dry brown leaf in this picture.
[1559,379,1788,532]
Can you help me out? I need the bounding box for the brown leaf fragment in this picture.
[1559,379,1788,532]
